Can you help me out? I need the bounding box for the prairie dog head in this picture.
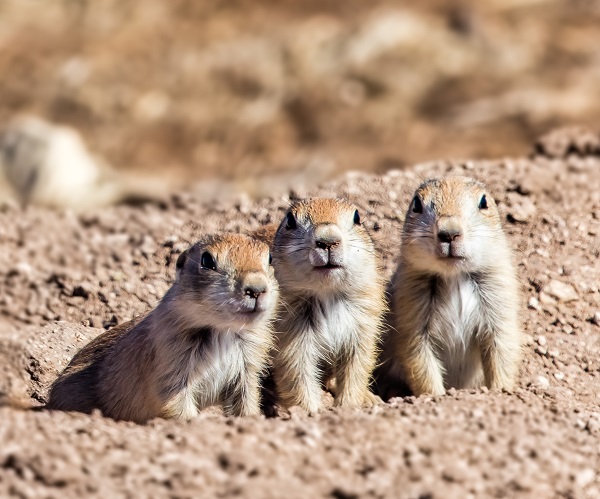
[402,177,506,276]
[173,234,279,331]
[272,198,376,295]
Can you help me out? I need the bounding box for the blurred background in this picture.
[0,0,599,206]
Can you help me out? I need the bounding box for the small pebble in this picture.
[533,375,550,389]
[543,280,579,303]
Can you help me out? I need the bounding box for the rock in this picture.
[531,375,550,389]
[139,235,156,256]
[528,297,541,311]
[71,285,90,299]
[591,312,600,326]
[575,468,596,488]
[543,280,579,303]
[535,126,600,158]
[506,193,537,223]
[538,291,556,306]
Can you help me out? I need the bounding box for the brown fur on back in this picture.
[47,317,143,413]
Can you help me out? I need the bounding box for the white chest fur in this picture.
[187,331,244,404]
[313,297,358,354]
[432,274,482,387]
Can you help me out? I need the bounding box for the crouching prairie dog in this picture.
[47,234,279,423]
[376,177,522,398]
[268,198,386,413]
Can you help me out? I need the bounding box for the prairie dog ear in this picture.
[175,249,189,279]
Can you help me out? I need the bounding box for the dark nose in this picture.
[316,239,340,250]
[438,229,461,243]
[244,284,267,299]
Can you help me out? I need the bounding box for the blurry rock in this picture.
[134,91,170,121]
[530,375,550,389]
[506,192,536,223]
[535,126,600,158]
[574,468,596,488]
[289,16,343,78]
[543,280,579,303]
[346,9,430,65]
[0,116,170,211]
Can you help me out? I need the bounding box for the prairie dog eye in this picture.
[412,196,423,214]
[479,194,488,210]
[268,253,273,265]
[353,209,361,225]
[285,212,297,230]
[200,252,217,271]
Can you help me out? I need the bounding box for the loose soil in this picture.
[1,127,599,498]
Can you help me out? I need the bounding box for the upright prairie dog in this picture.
[377,177,522,398]
[47,234,279,423]
[269,198,386,413]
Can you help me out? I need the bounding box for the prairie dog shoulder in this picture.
[378,176,522,398]
[270,197,386,413]
[48,233,279,423]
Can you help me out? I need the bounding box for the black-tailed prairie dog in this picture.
[269,198,386,413]
[47,234,279,423]
[377,177,522,398]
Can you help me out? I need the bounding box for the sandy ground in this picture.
[1,127,600,498]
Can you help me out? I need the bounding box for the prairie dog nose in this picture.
[314,224,342,249]
[436,219,463,243]
[437,228,461,243]
[242,273,269,299]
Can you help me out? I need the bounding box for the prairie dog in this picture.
[0,116,168,210]
[47,234,279,423]
[270,198,386,413]
[377,177,522,398]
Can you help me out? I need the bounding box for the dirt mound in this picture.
[1,128,600,497]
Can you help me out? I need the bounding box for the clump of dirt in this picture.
[0,128,599,497]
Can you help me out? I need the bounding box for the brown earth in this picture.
[0,127,599,498]
[1,0,600,183]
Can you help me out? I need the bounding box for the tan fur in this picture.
[47,234,279,423]
[252,224,278,247]
[270,198,386,413]
[376,177,522,398]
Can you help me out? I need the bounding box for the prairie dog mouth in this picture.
[314,263,343,270]
[437,255,466,261]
